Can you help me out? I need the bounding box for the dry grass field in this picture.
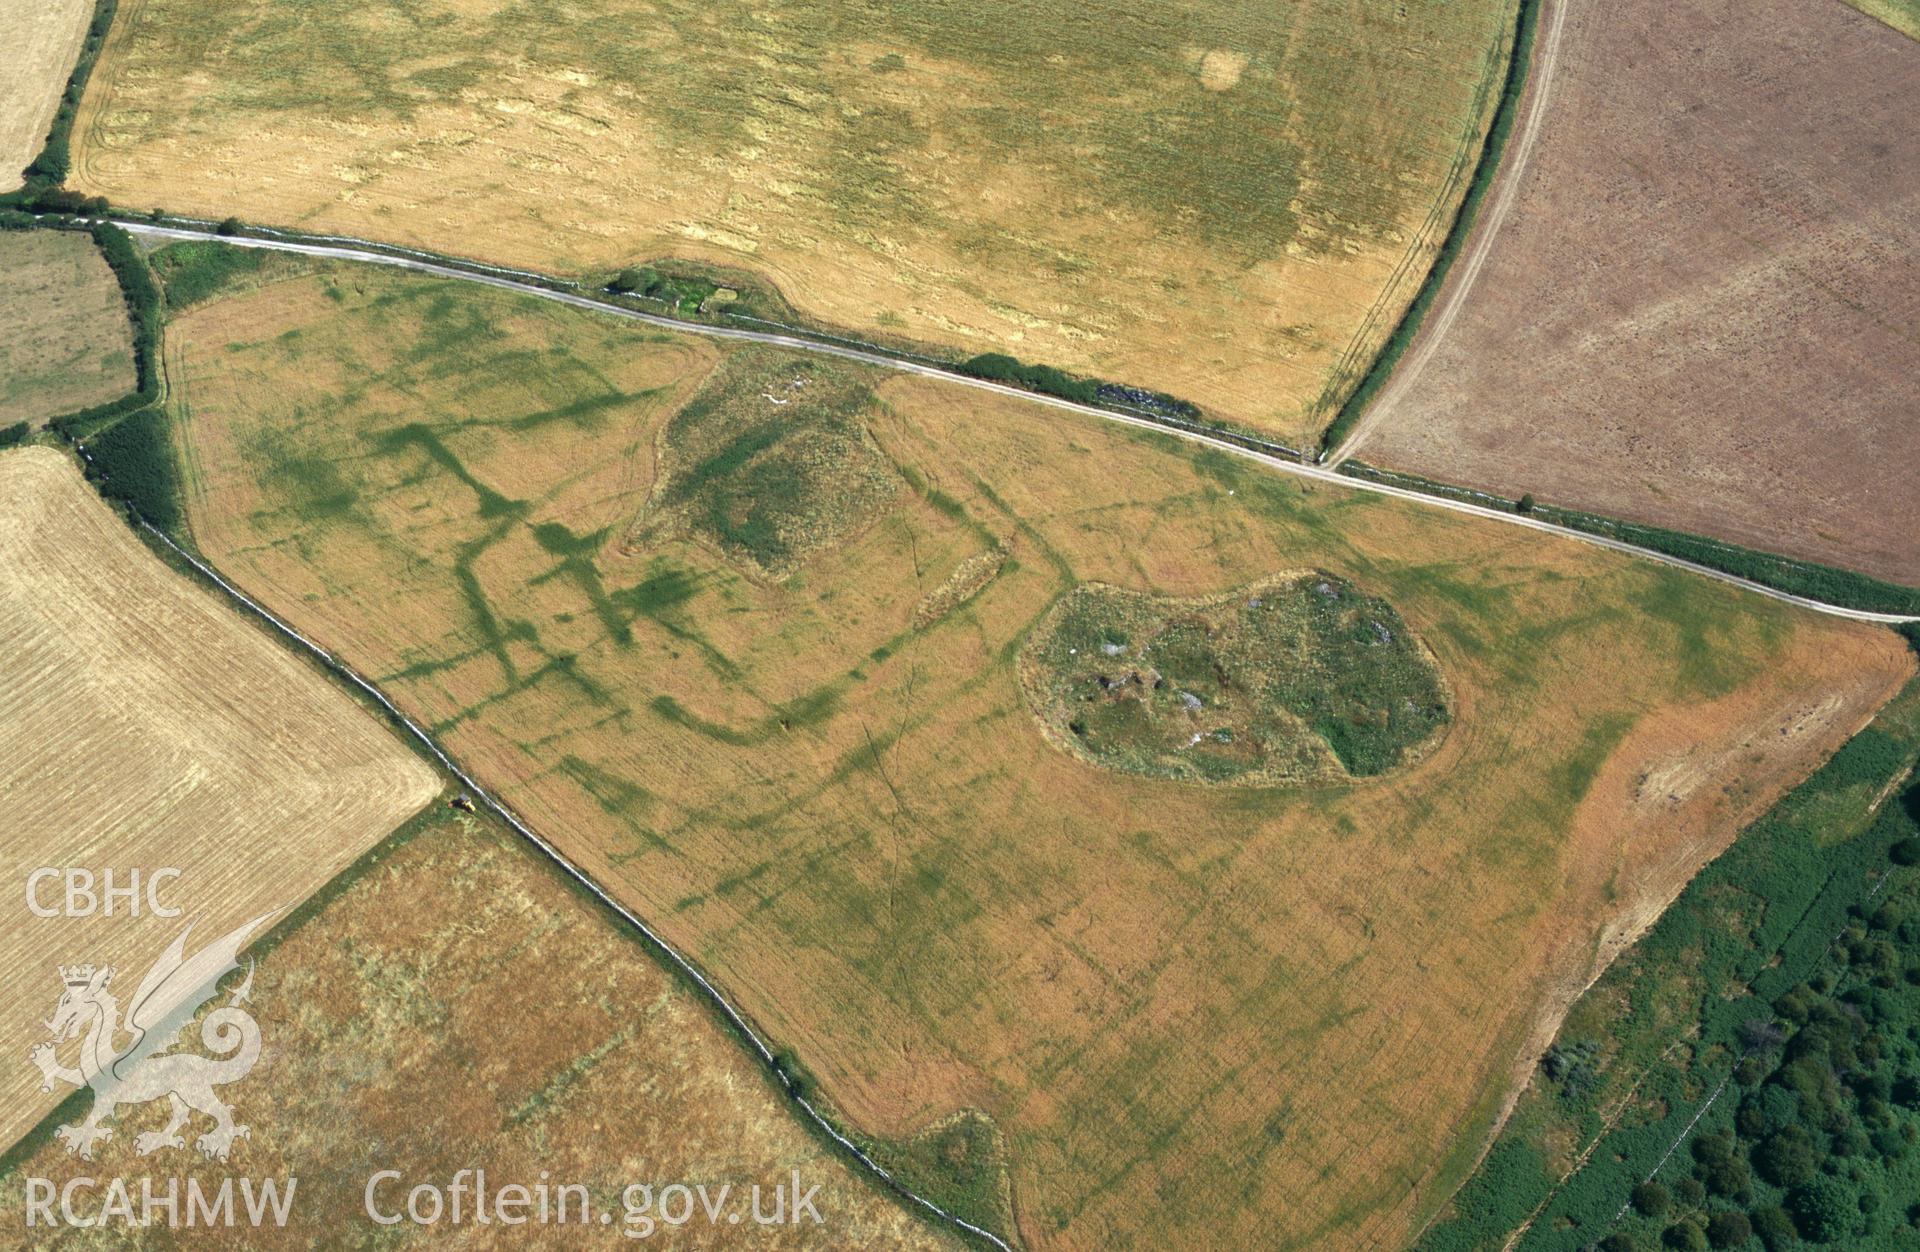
[163,261,1914,1249]
[70,0,1520,440]
[0,0,91,190]
[0,230,136,425]
[1349,0,1920,585]
[0,807,965,1249]
[0,446,439,1153]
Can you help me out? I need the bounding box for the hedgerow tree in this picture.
[1698,1154,1750,1201]
[1739,1087,1798,1140]
[609,266,661,295]
[1755,1127,1819,1188]
[1662,1218,1707,1252]
[1634,1181,1672,1219]
[1750,1204,1796,1250]
[1788,1175,1856,1243]
[1705,1211,1752,1249]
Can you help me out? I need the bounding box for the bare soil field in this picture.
[164,263,1914,1249]
[0,230,136,424]
[0,806,964,1249]
[0,447,439,1152]
[68,0,1520,440]
[1349,0,1920,585]
[0,0,91,191]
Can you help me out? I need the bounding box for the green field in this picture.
[157,252,1912,1250]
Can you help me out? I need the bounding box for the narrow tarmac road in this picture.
[118,219,1916,626]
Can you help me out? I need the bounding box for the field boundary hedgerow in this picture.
[15,0,1911,625]
[31,218,1900,628]
[11,0,117,186]
[1340,462,1920,618]
[130,210,1290,450]
[9,189,1915,636]
[1308,0,1525,434]
[1316,0,1543,457]
[113,214,1326,452]
[0,210,180,526]
[12,17,1916,628]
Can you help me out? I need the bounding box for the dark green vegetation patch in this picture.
[80,406,179,530]
[1421,679,1920,1251]
[1023,573,1449,785]
[149,240,278,309]
[639,348,900,579]
[857,1110,1013,1239]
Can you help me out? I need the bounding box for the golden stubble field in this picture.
[0,807,965,1250]
[0,447,440,1154]
[165,265,1915,1249]
[0,0,90,191]
[0,230,136,425]
[70,0,1519,440]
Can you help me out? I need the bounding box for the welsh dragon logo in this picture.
[30,914,272,1162]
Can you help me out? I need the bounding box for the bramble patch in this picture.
[1022,573,1449,785]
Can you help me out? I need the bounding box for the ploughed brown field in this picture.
[0,447,439,1153]
[1350,0,1920,586]
[159,260,1916,1249]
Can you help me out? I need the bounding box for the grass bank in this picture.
[1420,670,1920,1250]
[1319,0,1541,456]
[1341,461,1920,618]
